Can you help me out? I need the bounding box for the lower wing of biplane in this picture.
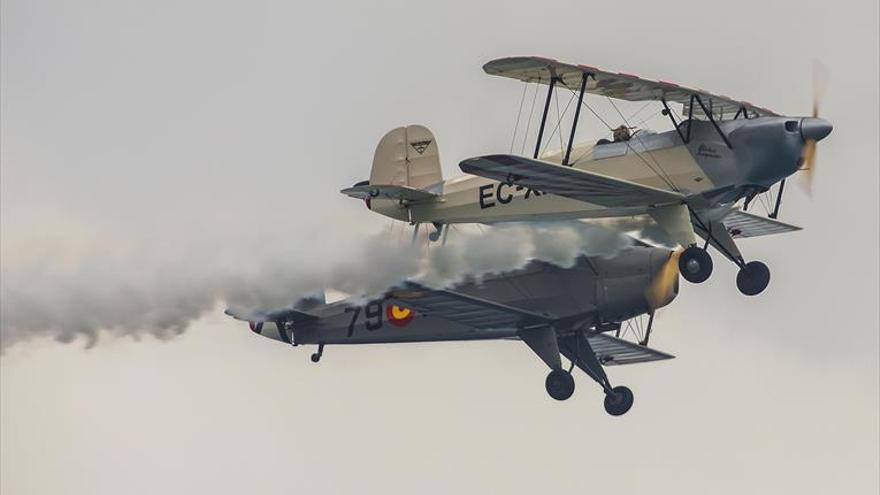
[459,154,685,209]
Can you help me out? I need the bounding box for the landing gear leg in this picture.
[518,327,574,401]
[560,330,634,416]
[310,343,324,363]
[693,212,771,296]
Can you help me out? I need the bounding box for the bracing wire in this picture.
[626,101,654,122]
[520,82,541,156]
[554,86,565,152]
[510,83,529,153]
[606,96,679,192]
[634,109,663,130]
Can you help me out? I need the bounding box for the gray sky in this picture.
[2,0,878,493]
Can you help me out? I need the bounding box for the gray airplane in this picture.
[227,245,680,416]
[343,56,832,298]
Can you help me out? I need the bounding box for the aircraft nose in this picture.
[800,117,833,142]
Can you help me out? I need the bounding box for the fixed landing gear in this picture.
[558,331,636,416]
[603,386,634,416]
[678,245,713,283]
[545,369,575,401]
[310,343,324,363]
[736,261,771,296]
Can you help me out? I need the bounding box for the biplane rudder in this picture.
[369,124,443,190]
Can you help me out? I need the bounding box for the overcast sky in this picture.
[2,0,878,493]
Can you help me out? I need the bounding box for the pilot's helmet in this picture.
[612,125,631,142]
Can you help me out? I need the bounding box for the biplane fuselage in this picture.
[367,116,811,226]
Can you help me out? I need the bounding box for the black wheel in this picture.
[428,230,441,242]
[603,385,634,416]
[736,261,770,296]
[678,246,713,283]
[310,353,321,363]
[545,369,575,401]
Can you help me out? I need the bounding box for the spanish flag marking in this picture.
[386,304,414,327]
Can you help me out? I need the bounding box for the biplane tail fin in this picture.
[369,124,443,190]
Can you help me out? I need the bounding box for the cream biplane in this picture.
[342,56,832,296]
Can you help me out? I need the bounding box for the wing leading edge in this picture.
[460,154,684,209]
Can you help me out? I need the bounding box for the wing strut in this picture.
[661,95,732,148]
[533,77,558,159]
[661,96,692,144]
[769,179,786,219]
[563,72,591,166]
[693,95,733,149]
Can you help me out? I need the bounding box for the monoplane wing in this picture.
[340,184,439,204]
[560,333,675,366]
[387,283,553,329]
[483,56,779,120]
[720,209,802,239]
[460,154,684,208]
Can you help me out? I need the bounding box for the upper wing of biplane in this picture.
[483,56,779,120]
[460,154,684,209]
[387,283,553,329]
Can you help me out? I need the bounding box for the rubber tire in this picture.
[603,385,634,416]
[310,353,321,363]
[545,369,575,401]
[678,246,713,284]
[736,261,771,296]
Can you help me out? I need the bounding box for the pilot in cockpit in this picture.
[596,125,633,145]
[612,125,632,142]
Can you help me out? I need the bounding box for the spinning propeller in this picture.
[645,249,682,310]
[798,60,831,193]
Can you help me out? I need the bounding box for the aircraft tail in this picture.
[369,124,442,190]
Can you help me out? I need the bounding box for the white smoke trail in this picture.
[0,221,631,350]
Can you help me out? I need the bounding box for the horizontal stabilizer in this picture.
[561,333,674,366]
[460,154,683,209]
[721,209,802,239]
[225,307,318,324]
[341,184,439,203]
